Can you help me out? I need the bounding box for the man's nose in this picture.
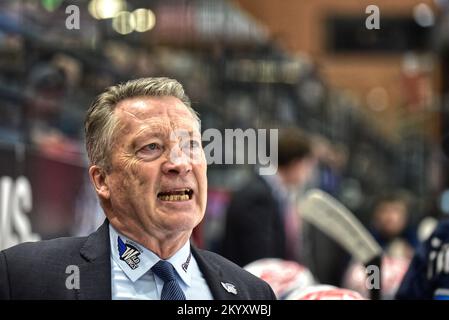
[161,147,192,176]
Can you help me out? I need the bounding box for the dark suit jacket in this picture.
[221,174,287,267]
[0,220,275,300]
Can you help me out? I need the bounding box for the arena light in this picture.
[88,0,99,19]
[132,8,156,32]
[88,0,126,20]
[112,11,135,35]
[413,3,435,27]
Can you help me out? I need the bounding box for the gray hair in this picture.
[84,77,200,171]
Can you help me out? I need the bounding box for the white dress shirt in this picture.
[109,225,213,300]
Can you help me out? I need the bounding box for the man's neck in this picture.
[274,169,290,189]
[109,217,191,260]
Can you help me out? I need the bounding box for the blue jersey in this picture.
[396,219,449,300]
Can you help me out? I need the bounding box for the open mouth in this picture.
[157,188,193,201]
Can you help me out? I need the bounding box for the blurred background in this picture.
[1,0,449,299]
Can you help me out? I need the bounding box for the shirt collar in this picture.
[109,224,192,286]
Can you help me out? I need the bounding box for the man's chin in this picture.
[158,219,201,236]
[155,202,203,221]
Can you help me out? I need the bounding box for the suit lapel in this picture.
[77,219,112,300]
[74,222,243,300]
[191,246,242,300]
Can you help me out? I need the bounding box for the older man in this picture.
[0,77,275,300]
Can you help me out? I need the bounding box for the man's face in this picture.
[374,201,407,238]
[102,96,207,237]
[283,157,315,189]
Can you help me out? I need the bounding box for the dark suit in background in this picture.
[220,173,349,287]
[221,174,287,267]
[0,220,275,300]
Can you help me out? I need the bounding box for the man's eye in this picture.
[143,143,161,152]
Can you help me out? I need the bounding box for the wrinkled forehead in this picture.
[115,96,200,135]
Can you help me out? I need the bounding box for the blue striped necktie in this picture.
[152,260,186,300]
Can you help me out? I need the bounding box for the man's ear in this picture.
[88,165,110,200]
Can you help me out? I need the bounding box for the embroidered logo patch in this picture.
[118,236,141,270]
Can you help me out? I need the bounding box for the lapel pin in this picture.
[221,282,237,295]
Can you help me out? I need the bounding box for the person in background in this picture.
[370,192,418,259]
[221,127,316,267]
[25,61,83,162]
[396,134,449,299]
[396,218,449,299]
